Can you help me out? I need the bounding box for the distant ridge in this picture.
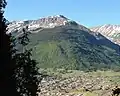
[90,24,120,45]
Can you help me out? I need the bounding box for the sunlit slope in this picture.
[26,26,120,71]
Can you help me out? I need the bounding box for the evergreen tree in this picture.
[0,1,43,96]
[0,0,19,96]
[12,27,43,96]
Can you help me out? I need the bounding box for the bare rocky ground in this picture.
[37,70,120,96]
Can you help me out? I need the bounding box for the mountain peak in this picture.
[46,15,68,19]
[33,14,69,27]
[7,15,91,34]
[90,24,120,45]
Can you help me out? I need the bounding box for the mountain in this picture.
[7,15,89,34]
[90,24,120,45]
[8,15,120,71]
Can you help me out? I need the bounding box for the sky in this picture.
[4,0,120,27]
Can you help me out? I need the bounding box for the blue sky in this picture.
[4,0,120,27]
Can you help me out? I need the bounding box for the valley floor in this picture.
[38,70,120,96]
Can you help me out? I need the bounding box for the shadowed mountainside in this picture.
[25,25,120,71]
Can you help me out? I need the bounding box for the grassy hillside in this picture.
[25,25,120,71]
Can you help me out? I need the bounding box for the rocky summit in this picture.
[90,24,120,45]
[7,15,89,34]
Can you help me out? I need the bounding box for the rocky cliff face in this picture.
[90,24,120,45]
[7,15,89,34]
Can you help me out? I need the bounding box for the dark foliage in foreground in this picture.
[0,1,43,96]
